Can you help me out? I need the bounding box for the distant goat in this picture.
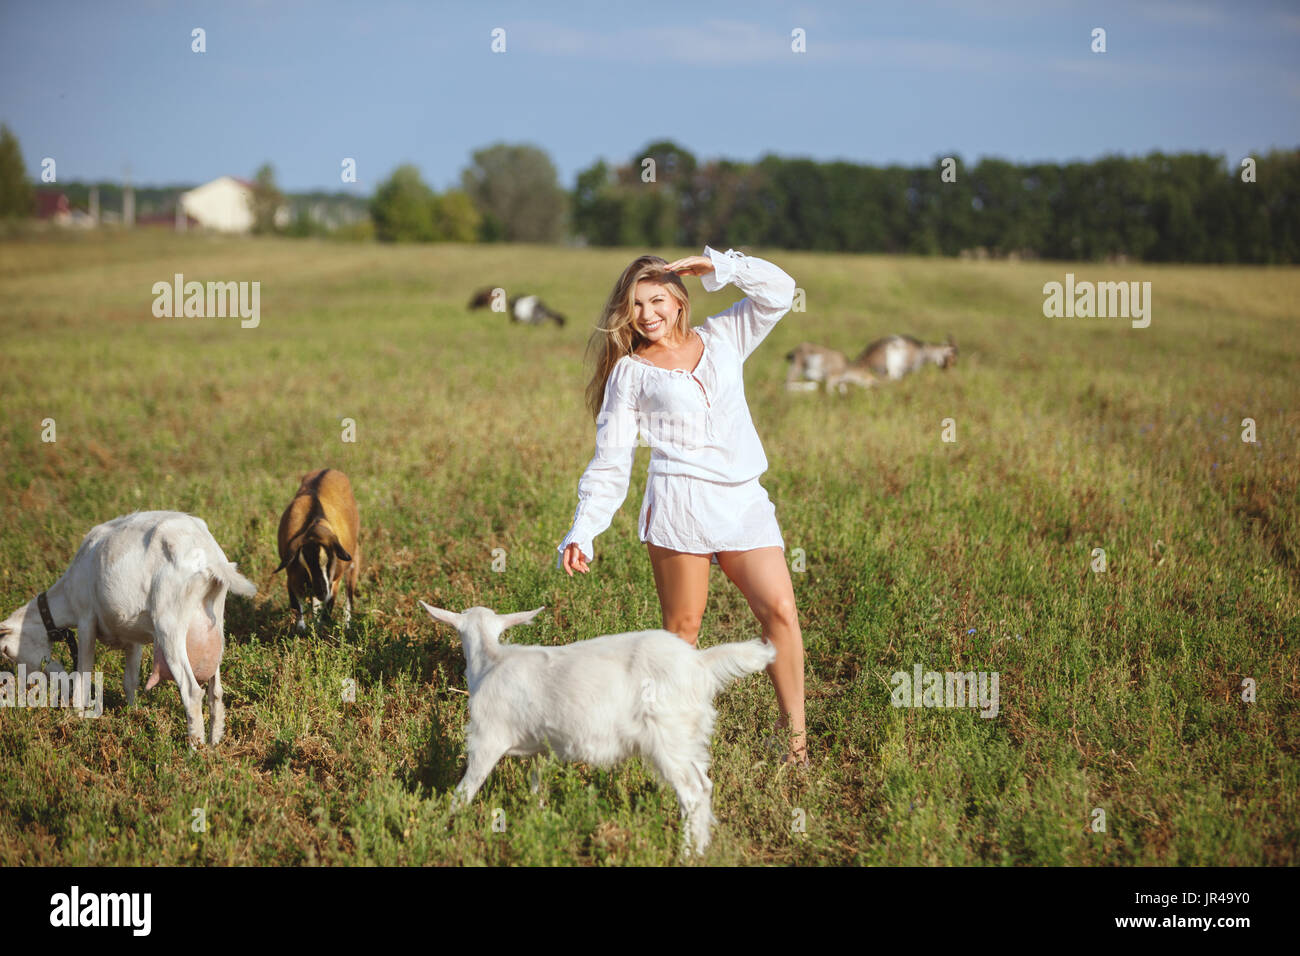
[420,603,775,856]
[467,287,567,327]
[785,342,878,392]
[274,469,360,632]
[0,511,255,745]
[857,334,957,380]
[786,335,957,393]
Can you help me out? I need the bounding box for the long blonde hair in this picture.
[584,255,692,421]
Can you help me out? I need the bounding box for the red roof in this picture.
[33,190,70,218]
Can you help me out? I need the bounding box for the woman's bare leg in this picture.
[715,547,807,762]
[646,542,712,646]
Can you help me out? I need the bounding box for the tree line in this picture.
[2,123,1295,263]
[572,141,1299,264]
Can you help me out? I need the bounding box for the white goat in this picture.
[420,603,776,856]
[0,511,256,745]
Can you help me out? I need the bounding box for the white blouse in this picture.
[557,245,797,566]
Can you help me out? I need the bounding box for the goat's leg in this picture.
[784,357,805,391]
[343,566,356,626]
[156,632,206,748]
[74,615,97,710]
[650,750,708,857]
[206,665,225,745]
[123,643,143,705]
[687,760,716,855]
[289,587,306,634]
[453,737,507,809]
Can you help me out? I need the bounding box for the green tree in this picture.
[460,144,567,242]
[431,188,481,242]
[250,163,285,234]
[572,159,620,246]
[0,124,33,218]
[371,165,437,242]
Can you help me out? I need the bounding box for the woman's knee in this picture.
[757,595,799,633]
[665,614,702,645]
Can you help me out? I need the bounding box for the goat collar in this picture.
[37,591,79,669]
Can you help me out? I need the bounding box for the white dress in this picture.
[557,245,797,568]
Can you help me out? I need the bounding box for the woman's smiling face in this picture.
[633,280,681,345]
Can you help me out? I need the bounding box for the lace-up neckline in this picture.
[629,329,707,374]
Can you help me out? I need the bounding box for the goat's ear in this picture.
[273,549,296,574]
[500,606,545,630]
[332,542,353,563]
[419,601,461,629]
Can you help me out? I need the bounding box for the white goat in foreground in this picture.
[420,603,776,856]
[0,511,256,745]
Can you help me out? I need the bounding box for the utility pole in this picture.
[123,164,134,228]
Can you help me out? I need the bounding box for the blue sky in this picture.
[2,0,1297,192]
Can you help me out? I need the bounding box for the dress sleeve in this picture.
[698,245,797,361]
[556,358,641,568]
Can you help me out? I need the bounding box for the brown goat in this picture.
[274,469,360,632]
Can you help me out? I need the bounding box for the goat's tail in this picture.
[698,638,777,697]
[215,561,257,598]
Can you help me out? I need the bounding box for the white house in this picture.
[179,176,289,233]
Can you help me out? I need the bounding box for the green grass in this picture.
[0,231,1296,865]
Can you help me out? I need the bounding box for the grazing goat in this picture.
[856,334,957,380]
[785,342,879,393]
[0,511,255,745]
[274,468,360,633]
[421,602,776,855]
[467,287,567,327]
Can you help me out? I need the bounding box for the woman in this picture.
[557,245,807,765]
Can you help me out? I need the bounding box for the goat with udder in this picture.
[420,603,776,856]
[0,511,256,746]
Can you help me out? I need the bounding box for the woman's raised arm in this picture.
[690,245,796,361]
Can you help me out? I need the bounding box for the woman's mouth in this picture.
[642,318,664,334]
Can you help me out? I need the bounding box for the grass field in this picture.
[0,230,1296,865]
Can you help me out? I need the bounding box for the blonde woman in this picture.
[557,246,807,765]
